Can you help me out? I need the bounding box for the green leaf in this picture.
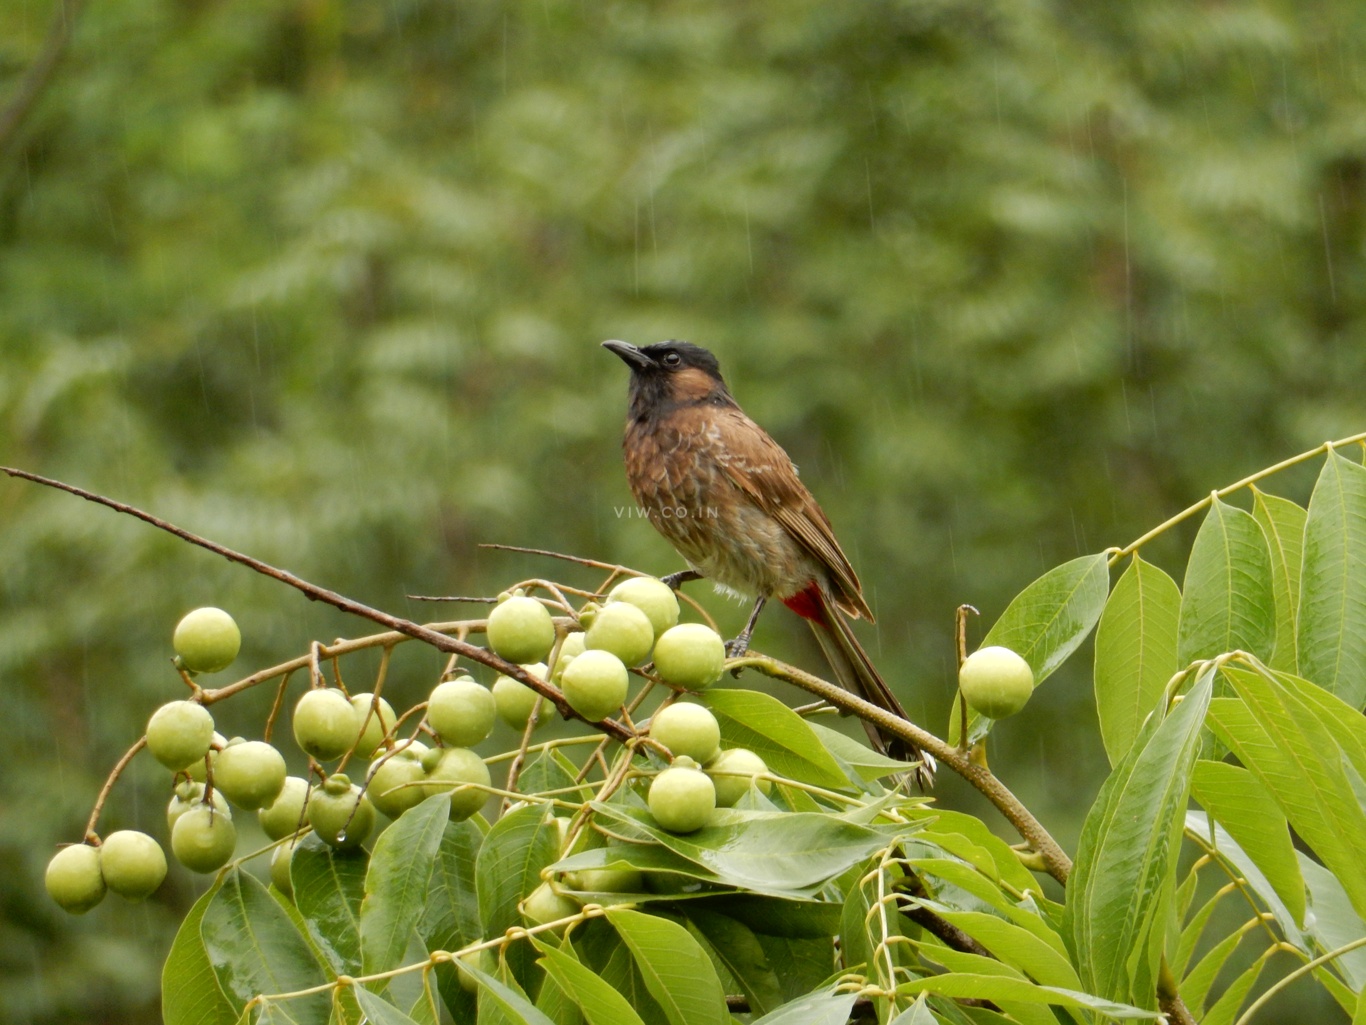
[352,987,423,1025]
[1201,953,1268,1025]
[1250,487,1307,672]
[359,794,450,976]
[1176,497,1274,663]
[290,833,368,976]
[475,802,561,988]
[1063,667,1213,1008]
[452,953,558,1025]
[895,975,1162,1018]
[605,908,729,1025]
[981,552,1111,684]
[1301,855,1366,991]
[1190,760,1305,925]
[928,908,1079,989]
[687,908,785,1017]
[163,879,239,1025]
[1184,811,1305,951]
[1094,555,1181,766]
[701,689,848,789]
[1297,450,1366,707]
[1208,666,1366,921]
[747,988,859,1025]
[588,801,904,894]
[1178,925,1249,1012]
[419,818,483,951]
[807,721,913,781]
[200,868,330,1024]
[532,935,648,1025]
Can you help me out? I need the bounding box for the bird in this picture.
[602,339,932,783]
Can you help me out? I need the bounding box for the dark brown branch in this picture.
[0,0,86,158]
[1,467,632,745]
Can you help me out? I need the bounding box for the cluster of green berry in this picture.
[45,578,777,916]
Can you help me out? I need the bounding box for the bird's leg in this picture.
[727,595,768,658]
[661,569,702,591]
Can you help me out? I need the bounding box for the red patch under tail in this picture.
[781,585,828,624]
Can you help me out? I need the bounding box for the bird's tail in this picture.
[784,586,935,787]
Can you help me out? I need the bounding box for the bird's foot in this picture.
[724,635,752,659]
[661,569,701,591]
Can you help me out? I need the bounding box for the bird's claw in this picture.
[724,636,751,658]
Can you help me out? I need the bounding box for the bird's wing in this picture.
[709,406,873,621]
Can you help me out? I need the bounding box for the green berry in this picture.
[257,776,310,840]
[98,830,167,901]
[292,689,360,760]
[171,804,237,873]
[45,845,106,914]
[173,607,241,674]
[146,700,216,771]
[560,649,629,722]
[213,738,287,810]
[647,765,716,833]
[308,774,375,850]
[486,595,555,664]
[181,731,224,781]
[651,624,726,690]
[350,693,397,758]
[958,646,1034,719]
[367,742,430,819]
[650,702,721,764]
[521,881,581,928]
[707,748,771,807]
[427,678,497,747]
[167,780,230,832]
[608,577,680,639]
[550,632,587,683]
[584,601,655,666]
[421,747,491,820]
[270,842,295,897]
[566,866,645,894]
[492,665,548,730]
[456,946,495,992]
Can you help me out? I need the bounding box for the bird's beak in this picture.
[601,339,654,370]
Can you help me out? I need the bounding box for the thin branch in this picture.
[0,467,632,744]
[83,736,147,842]
[728,653,1073,885]
[1112,431,1366,564]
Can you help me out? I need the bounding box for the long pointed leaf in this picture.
[290,834,367,976]
[163,879,238,1025]
[981,552,1111,683]
[1190,761,1304,926]
[1094,555,1181,765]
[1250,487,1306,672]
[1209,667,1366,921]
[200,868,330,1024]
[1298,450,1366,707]
[605,908,729,1025]
[360,794,450,976]
[1064,668,1213,1008]
[532,936,648,1025]
[1177,498,1274,663]
[475,803,561,989]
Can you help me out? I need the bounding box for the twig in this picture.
[728,653,1073,886]
[83,736,147,843]
[0,467,633,744]
[1112,431,1366,563]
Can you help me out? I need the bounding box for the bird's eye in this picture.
[662,352,682,367]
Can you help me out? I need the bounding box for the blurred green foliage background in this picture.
[1,0,1363,1021]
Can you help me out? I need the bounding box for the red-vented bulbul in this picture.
[603,339,932,783]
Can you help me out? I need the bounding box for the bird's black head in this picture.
[602,339,734,421]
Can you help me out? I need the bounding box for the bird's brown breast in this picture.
[622,403,860,608]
